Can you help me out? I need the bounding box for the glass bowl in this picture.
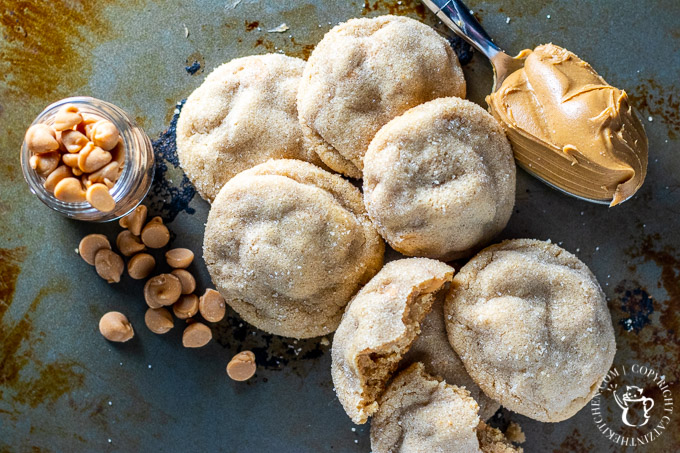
[20,96,155,222]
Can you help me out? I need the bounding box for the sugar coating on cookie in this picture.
[331,258,454,424]
[363,97,516,260]
[403,298,500,421]
[203,159,384,339]
[177,54,324,202]
[298,15,466,178]
[445,239,616,422]
[370,363,481,453]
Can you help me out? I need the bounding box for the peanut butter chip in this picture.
[110,139,126,168]
[144,307,174,334]
[165,248,194,269]
[78,142,112,173]
[88,161,120,185]
[91,120,120,151]
[86,184,116,213]
[78,234,111,266]
[99,311,134,342]
[77,112,102,138]
[25,124,59,154]
[182,322,212,348]
[61,152,79,168]
[116,230,146,256]
[127,253,155,280]
[141,217,170,248]
[172,294,199,319]
[30,152,60,177]
[60,129,89,153]
[144,274,182,308]
[54,177,86,202]
[44,165,73,193]
[81,174,93,189]
[226,351,256,381]
[199,289,226,323]
[53,104,83,131]
[171,269,196,294]
[94,249,124,283]
[119,204,147,236]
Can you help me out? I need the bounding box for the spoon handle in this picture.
[421,0,502,60]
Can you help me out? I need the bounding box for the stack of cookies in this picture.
[175,15,616,453]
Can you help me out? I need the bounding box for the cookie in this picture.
[370,363,521,453]
[177,54,324,202]
[363,97,516,260]
[298,15,465,178]
[203,159,384,339]
[370,363,481,453]
[403,298,500,421]
[331,258,454,424]
[445,239,616,422]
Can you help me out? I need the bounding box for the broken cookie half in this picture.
[370,363,522,453]
[331,258,454,424]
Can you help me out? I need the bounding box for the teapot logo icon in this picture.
[613,385,654,427]
[591,363,673,447]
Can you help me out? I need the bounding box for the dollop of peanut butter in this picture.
[487,43,648,206]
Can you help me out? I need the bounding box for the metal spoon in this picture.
[422,0,611,205]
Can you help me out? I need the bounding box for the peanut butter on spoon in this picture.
[487,44,648,206]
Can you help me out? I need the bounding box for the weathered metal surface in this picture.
[1,0,678,451]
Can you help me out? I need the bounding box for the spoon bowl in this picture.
[422,0,612,205]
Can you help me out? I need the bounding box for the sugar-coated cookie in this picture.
[298,15,465,178]
[363,97,515,260]
[177,54,324,202]
[204,159,384,339]
[445,239,616,422]
[370,363,480,453]
[331,258,454,423]
[370,363,522,453]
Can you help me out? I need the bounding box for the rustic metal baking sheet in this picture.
[1,0,678,451]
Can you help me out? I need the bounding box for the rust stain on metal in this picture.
[0,1,119,102]
[0,163,18,183]
[244,20,260,31]
[0,247,26,316]
[254,36,317,61]
[289,37,316,61]
[611,280,679,386]
[0,279,85,412]
[254,36,277,53]
[617,235,680,383]
[553,428,595,453]
[628,79,680,136]
[361,0,427,19]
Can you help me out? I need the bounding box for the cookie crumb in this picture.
[505,421,525,443]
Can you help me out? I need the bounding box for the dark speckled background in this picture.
[1,1,679,452]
